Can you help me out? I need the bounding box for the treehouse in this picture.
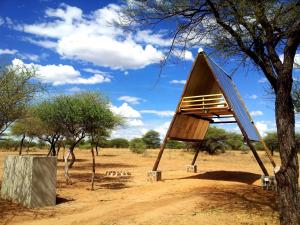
[148,52,276,181]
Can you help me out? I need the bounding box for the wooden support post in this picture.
[191,149,200,165]
[257,131,276,168]
[246,139,269,176]
[152,137,168,171]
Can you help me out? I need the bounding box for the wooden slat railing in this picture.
[180,93,229,112]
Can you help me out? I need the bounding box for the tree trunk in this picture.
[19,134,25,155]
[57,145,61,159]
[95,143,99,156]
[68,147,76,168]
[275,71,300,225]
[64,150,71,184]
[91,145,96,191]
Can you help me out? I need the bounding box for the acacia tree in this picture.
[0,64,41,136]
[32,102,62,156]
[10,116,39,155]
[81,92,122,190]
[124,1,300,224]
[48,92,122,184]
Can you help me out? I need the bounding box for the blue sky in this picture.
[0,0,299,139]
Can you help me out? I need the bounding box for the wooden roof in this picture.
[166,52,260,142]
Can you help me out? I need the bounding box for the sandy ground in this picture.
[0,148,295,225]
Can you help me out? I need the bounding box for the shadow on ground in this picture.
[183,170,261,185]
[192,184,277,214]
[57,173,132,190]
[58,162,136,171]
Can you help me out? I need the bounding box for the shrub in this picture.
[129,138,146,154]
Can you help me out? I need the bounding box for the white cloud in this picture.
[154,121,171,138]
[173,50,194,61]
[198,47,204,53]
[255,121,276,136]
[110,103,141,118]
[83,68,108,74]
[20,53,40,62]
[140,110,174,117]
[118,96,141,105]
[26,38,58,49]
[258,78,267,83]
[0,49,18,55]
[134,29,173,47]
[12,58,110,86]
[170,80,186,84]
[280,53,300,69]
[250,110,263,116]
[128,119,144,127]
[249,94,258,100]
[19,4,165,70]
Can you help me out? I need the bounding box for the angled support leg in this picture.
[147,137,168,182]
[247,139,269,176]
[191,149,200,165]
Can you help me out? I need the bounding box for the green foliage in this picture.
[129,138,146,154]
[166,140,185,149]
[110,138,129,148]
[264,132,279,152]
[142,130,160,149]
[191,127,229,155]
[225,132,243,150]
[0,64,42,135]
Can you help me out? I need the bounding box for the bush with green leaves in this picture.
[142,130,160,148]
[129,138,146,154]
[191,126,229,155]
[166,140,185,149]
[110,138,129,148]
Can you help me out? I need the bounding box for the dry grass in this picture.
[0,148,296,225]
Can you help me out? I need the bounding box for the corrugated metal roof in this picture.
[206,55,260,141]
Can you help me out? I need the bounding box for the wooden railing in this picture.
[180,93,229,112]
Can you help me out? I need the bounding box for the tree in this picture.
[166,140,185,149]
[110,138,129,148]
[83,92,122,190]
[0,64,41,136]
[124,2,300,223]
[264,132,279,156]
[191,126,229,154]
[226,132,243,150]
[129,138,147,154]
[142,130,161,148]
[10,115,40,155]
[32,101,63,156]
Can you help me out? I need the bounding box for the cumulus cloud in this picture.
[255,121,276,136]
[118,96,142,105]
[250,110,263,116]
[140,110,174,117]
[170,80,186,84]
[12,58,111,86]
[173,50,194,61]
[19,4,164,70]
[110,103,141,118]
[0,49,18,55]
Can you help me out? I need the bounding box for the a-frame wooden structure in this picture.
[151,52,276,179]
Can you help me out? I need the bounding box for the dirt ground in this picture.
[0,148,295,225]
